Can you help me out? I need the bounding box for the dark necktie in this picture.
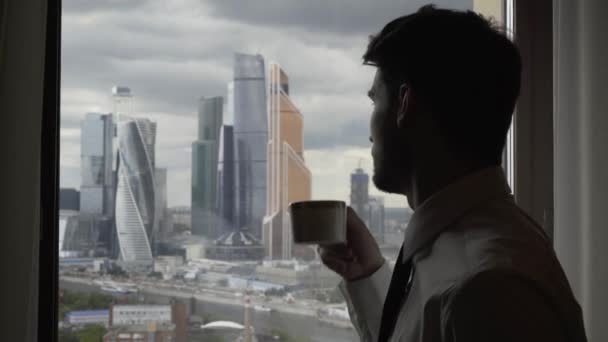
[378,246,414,342]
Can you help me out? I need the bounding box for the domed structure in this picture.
[201,320,245,330]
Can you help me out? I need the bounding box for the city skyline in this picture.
[59,0,448,209]
[55,1,506,340]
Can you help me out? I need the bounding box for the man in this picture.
[319,5,587,342]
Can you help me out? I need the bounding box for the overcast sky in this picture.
[60,0,473,208]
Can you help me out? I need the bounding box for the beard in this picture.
[372,145,410,195]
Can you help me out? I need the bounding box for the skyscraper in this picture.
[263,63,311,260]
[191,96,223,238]
[233,53,268,238]
[79,113,115,256]
[350,167,370,222]
[208,123,266,261]
[350,167,385,245]
[115,117,156,265]
[368,196,385,244]
[155,167,169,239]
[80,113,114,216]
[218,124,236,232]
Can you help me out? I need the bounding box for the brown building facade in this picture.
[263,63,312,260]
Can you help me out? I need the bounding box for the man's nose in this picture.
[369,136,374,143]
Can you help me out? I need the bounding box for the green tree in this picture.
[58,290,113,321]
[270,329,311,342]
[87,292,113,309]
[202,336,226,342]
[75,324,107,342]
[58,329,79,342]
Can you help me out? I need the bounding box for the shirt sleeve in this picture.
[339,261,392,342]
[441,270,568,342]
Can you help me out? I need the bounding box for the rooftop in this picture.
[67,310,109,317]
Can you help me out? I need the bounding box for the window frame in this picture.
[511,0,555,240]
[38,0,61,341]
[39,0,557,340]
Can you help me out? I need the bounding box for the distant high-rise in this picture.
[263,63,311,260]
[80,113,114,215]
[368,196,385,244]
[218,125,236,232]
[191,96,223,238]
[233,53,268,238]
[115,116,156,265]
[350,167,386,245]
[79,113,115,256]
[350,167,370,221]
[155,167,170,240]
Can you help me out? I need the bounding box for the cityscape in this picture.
[59,52,412,341]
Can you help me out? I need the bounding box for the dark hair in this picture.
[364,5,521,165]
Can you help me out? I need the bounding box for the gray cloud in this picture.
[60,0,473,205]
[63,0,151,14]
[204,0,472,36]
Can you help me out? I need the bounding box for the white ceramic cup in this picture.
[288,200,347,245]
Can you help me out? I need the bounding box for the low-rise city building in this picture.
[154,255,184,279]
[65,310,109,326]
[103,322,175,342]
[111,305,172,326]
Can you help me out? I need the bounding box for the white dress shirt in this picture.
[339,167,587,342]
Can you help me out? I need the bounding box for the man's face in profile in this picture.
[369,69,412,194]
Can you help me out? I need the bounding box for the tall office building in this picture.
[350,167,370,222]
[218,125,236,232]
[155,167,170,240]
[191,96,223,238]
[79,113,115,256]
[226,81,235,125]
[80,113,114,215]
[350,167,386,245]
[233,53,268,238]
[208,123,265,261]
[263,63,311,260]
[115,116,156,265]
[368,196,385,244]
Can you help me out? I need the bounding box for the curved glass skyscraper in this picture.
[233,53,268,237]
[115,117,156,264]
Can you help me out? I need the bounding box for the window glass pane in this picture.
[59,1,505,340]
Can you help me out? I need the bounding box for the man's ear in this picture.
[396,83,411,129]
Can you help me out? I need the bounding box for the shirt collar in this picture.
[401,166,512,263]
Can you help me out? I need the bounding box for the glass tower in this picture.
[80,113,114,215]
[233,53,268,238]
[115,117,156,265]
[218,124,236,233]
[350,167,370,224]
[192,96,223,238]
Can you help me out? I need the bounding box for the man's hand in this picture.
[318,207,385,281]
